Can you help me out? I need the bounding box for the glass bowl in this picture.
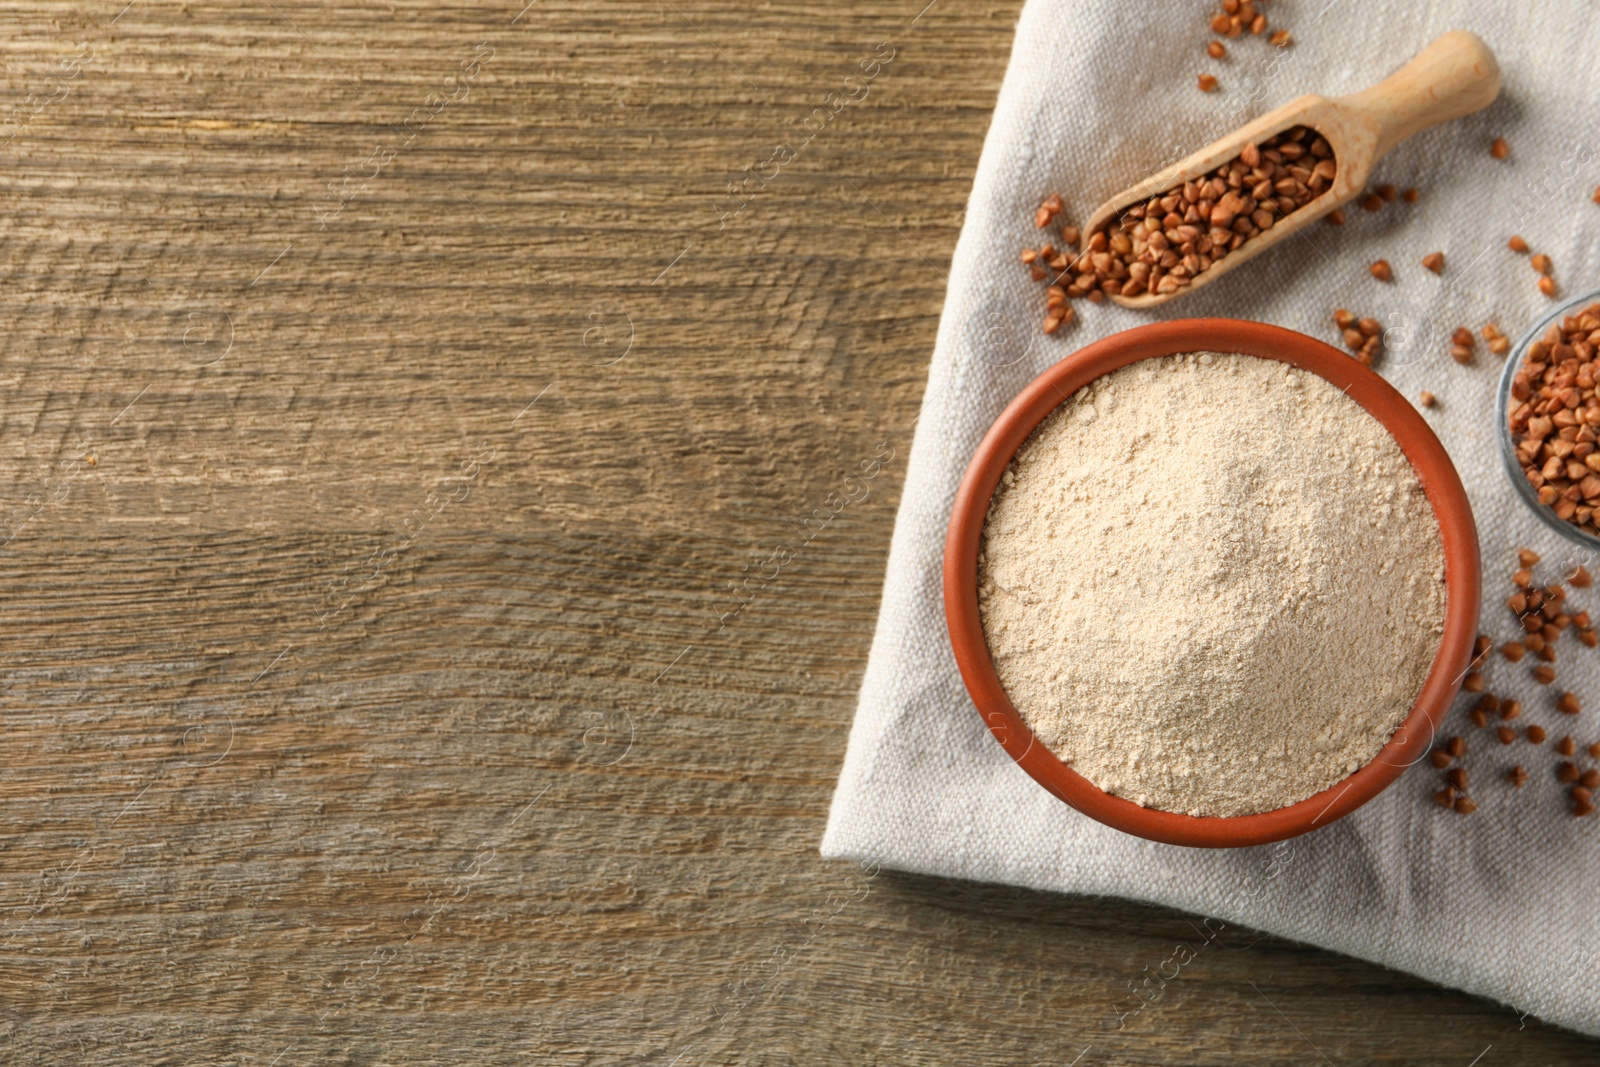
[1496,287,1600,552]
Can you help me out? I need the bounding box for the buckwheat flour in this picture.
[977,351,1447,817]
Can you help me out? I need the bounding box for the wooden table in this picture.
[2,2,1595,1063]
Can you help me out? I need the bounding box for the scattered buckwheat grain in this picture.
[1333,308,1382,365]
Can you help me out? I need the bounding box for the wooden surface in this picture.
[1,2,1595,1064]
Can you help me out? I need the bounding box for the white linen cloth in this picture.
[822,0,1600,1036]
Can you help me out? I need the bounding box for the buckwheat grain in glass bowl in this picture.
[1498,287,1600,551]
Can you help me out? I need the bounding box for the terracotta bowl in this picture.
[944,318,1481,848]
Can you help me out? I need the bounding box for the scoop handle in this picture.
[1340,31,1501,160]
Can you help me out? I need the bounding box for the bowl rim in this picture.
[1495,287,1600,552]
[943,318,1482,848]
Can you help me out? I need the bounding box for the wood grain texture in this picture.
[0,2,1593,1064]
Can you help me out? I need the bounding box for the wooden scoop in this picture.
[1082,31,1500,309]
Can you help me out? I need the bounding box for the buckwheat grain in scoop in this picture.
[978,352,1446,817]
[1038,125,1335,310]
